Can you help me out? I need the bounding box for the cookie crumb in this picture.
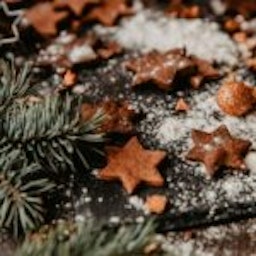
[145,194,168,214]
[175,98,190,112]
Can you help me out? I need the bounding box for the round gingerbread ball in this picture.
[217,81,256,116]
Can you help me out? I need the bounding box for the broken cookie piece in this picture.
[145,194,168,214]
[175,98,190,112]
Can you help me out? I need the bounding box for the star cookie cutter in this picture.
[0,1,24,45]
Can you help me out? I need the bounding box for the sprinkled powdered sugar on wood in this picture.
[95,10,239,65]
[160,238,214,256]
[73,9,256,254]
[154,83,256,151]
[62,11,256,222]
[75,73,256,229]
[158,218,256,256]
[71,53,256,219]
[130,72,256,211]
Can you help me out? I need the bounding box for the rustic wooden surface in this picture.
[162,218,256,256]
[3,218,255,255]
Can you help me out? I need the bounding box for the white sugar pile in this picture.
[95,10,239,65]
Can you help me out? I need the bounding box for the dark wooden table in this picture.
[3,218,255,255]
[161,218,256,256]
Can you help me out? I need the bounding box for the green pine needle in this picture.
[0,59,106,238]
[17,218,157,256]
[0,60,31,114]
[0,151,54,237]
[0,75,105,172]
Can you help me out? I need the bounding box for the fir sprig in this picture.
[0,151,54,237]
[0,60,105,172]
[0,60,31,114]
[17,218,157,256]
[0,60,106,238]
[0,61,172,256]
[0,95,104,172]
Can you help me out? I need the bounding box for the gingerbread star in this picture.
[224,0,256,17]
[189,56,219,89]
[81,100,135,134]
[186,125,251,177]
[25,2,68,36]
[167,0,201,19]
[54,0,100,15]
[98,137,166,194]
[125,49,195,90]
[84,0,133,26]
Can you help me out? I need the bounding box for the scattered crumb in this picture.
[63,70,77,87]
[175,98,190,112]
[145,195,168,214]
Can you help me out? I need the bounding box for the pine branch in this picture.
[0,59,106,239]
[17,218,157,256]
[0,151,54,237]
[0,90,105,173]
[0,60,31,114]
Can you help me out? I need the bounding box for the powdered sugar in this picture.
[71,37,256,226]
[153,82,256,153]
[68,44,96,63]
[159,218,256,256]
[132,74,256,210]
[159,235,214,256]
[128,195,149,214]
[222,177,249,200]
[245,151,256,175]
[95,10,239,65]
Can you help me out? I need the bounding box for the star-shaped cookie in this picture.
[54,0,100,15]
[224,0,256,16]
[25,2,68,36]
[189,56,219,89]
[98,137,166,194]
[81,100,135,134]
[84,0,133,26]
[186,125,251,177]
[125,49,195,90]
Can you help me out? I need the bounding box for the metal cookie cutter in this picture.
[0,1,23,45]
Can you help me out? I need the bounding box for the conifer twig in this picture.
[0,151,54,237]
[0,96,104,172]
[0,59,106,238]
[0,60,31,114]
[17,218,157,256]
